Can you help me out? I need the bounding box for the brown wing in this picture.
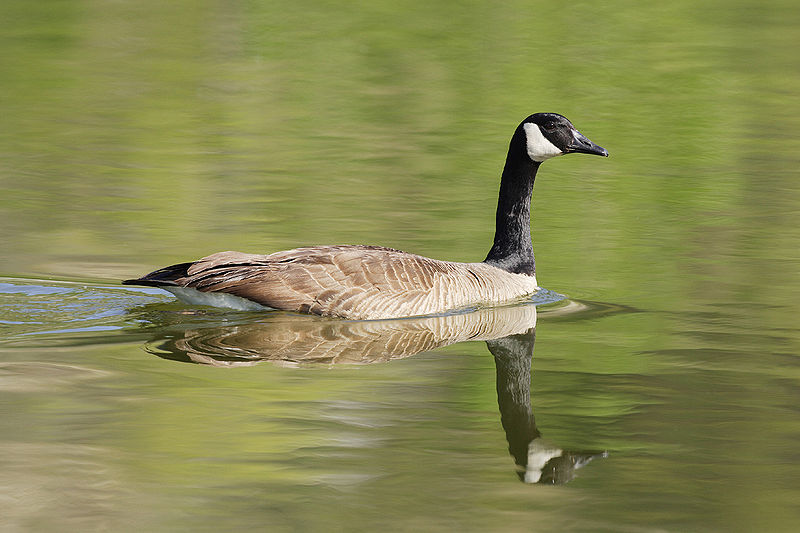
[160,245,459,318]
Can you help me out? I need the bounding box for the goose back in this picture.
[128,245,539,320]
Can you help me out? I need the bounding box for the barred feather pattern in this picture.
[132,245,539,320]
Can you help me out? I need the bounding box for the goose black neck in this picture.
[484,133,539,275]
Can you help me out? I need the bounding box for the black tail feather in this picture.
[122,262,194,287]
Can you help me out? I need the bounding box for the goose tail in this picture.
[122,262,193,287]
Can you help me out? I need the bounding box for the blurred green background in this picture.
[1,0,800,531]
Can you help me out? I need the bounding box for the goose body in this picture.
[124,113,607,319]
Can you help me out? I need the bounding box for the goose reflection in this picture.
[487,331,607,483]
[141,302,606,484]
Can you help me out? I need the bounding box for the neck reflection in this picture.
[134,302,606,484]
[488,331,606,484]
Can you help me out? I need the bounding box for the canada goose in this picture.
[123,113,608,319]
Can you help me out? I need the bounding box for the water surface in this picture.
[1,0,800,531]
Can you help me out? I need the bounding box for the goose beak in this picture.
[566,130,609,157]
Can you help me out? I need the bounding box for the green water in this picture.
[2,0,800,531]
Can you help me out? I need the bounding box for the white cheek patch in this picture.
[523,123,563,162]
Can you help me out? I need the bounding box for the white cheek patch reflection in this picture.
[523,123,563,162]
[525,440,564,484]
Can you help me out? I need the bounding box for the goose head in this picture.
[520,112,608,162]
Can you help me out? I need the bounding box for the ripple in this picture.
[0,277,166,345]
[0,362,110,392]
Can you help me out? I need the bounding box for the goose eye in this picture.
[543,121,557,130]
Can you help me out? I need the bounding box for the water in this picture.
[2,0,800,531]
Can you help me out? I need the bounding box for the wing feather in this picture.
[126,244,538,319]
